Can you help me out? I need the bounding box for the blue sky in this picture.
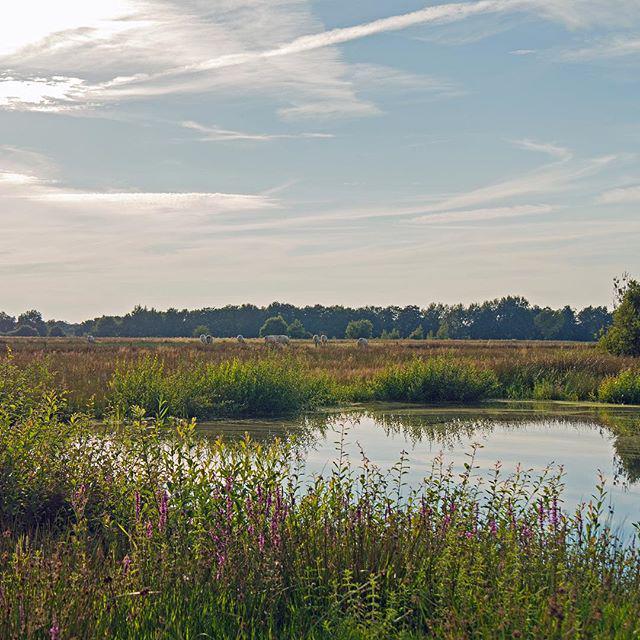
[0,0,639,321]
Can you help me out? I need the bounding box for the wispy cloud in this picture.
[181,120,334,143]
[559,34,640,61]
[597,184,640,204]
[410,204,554,224]
[512,138,574,161]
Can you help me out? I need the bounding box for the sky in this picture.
[1,0,639,321]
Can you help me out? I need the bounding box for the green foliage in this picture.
[287,318,308,338]
[108,356,335,418]
[0,349,56,423]
[601,277,640,357]
[259,315,289,337]
[361,358,499,403]
[17,309,46,336]
[380,328,400,340]
[345,319,373,339]
[7,324,39,336]
[599,370,640,405]
[192,324,210,337]
[408,325,424,340]
[0,401,639,638]
[47,324,66,337]
[94,315,121,337]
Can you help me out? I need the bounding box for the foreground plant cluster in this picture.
[1,371,640,638]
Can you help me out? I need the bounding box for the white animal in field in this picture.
[205,335,213,344]
[265,334,290,345]
[320,335,328,344]
[199,334,207,344]
[357,337,369,348]
[87,335,95,344]
[313,334,320,346]
[237,335,245,343]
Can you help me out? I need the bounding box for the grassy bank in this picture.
[1,393,639,638]
[1,339,639,418]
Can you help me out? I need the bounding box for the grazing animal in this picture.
[237,335,245,343]
[205,335,213,344]
[199,334,207,344]
[313,334,320,347]
[265,334,290,345]
[357,337,369,348]
[320,335,328,344]
[87,335,95,344]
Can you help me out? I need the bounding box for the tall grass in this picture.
[109,355,336,418]
[359,357,499,403]
[1,397,639,638]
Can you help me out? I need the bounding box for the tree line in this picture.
[0,296,613,341]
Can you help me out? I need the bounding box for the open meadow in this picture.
[2,336,639,418]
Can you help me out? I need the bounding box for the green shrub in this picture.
[0,350,57,423]
[108,356,336,418]
[599,369,640,405]
[363,357,499,403]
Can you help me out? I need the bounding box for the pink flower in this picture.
[49,620,60,640]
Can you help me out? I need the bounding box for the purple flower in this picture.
[49,620,60,640]
[158,490,169,532]
[489,519,498,536]
[145,520,153,538]
[122,554,132,576]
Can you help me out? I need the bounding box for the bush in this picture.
[47,325,66,337]
[193,325,211,338]
[362,358,499,403]
[260,315,288,337]
[345,319,373,339]
[0,350,57,423]
[599,369,640,405]
[287,319,308,339]
[108,356,336,418]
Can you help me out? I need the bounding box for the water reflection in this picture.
[199,402,640,531]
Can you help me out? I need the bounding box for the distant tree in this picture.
[577,306,612,341]
[17,310,46,336]
[601,276,640,356]
[9,325,39,337]
[260,315,288,337]
[408,325,424,340]
[287,319,307,339]
[193,325,210,338]
[436,322,450,340]
[94,316,120,337]
[0,311,16,334]
[534,308,565,340]
[380,328,400,340]
[47,324,65,337]
[345,319,373,339]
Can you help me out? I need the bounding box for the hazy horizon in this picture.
[2,0,639,321]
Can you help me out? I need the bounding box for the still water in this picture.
[200,402,640,533]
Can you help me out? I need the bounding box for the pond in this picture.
[200,401,640,534]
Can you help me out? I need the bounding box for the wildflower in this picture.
[158,490,169,532]
[122,554,132,576]
[145,520,153,538]
[49,619,60,640]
